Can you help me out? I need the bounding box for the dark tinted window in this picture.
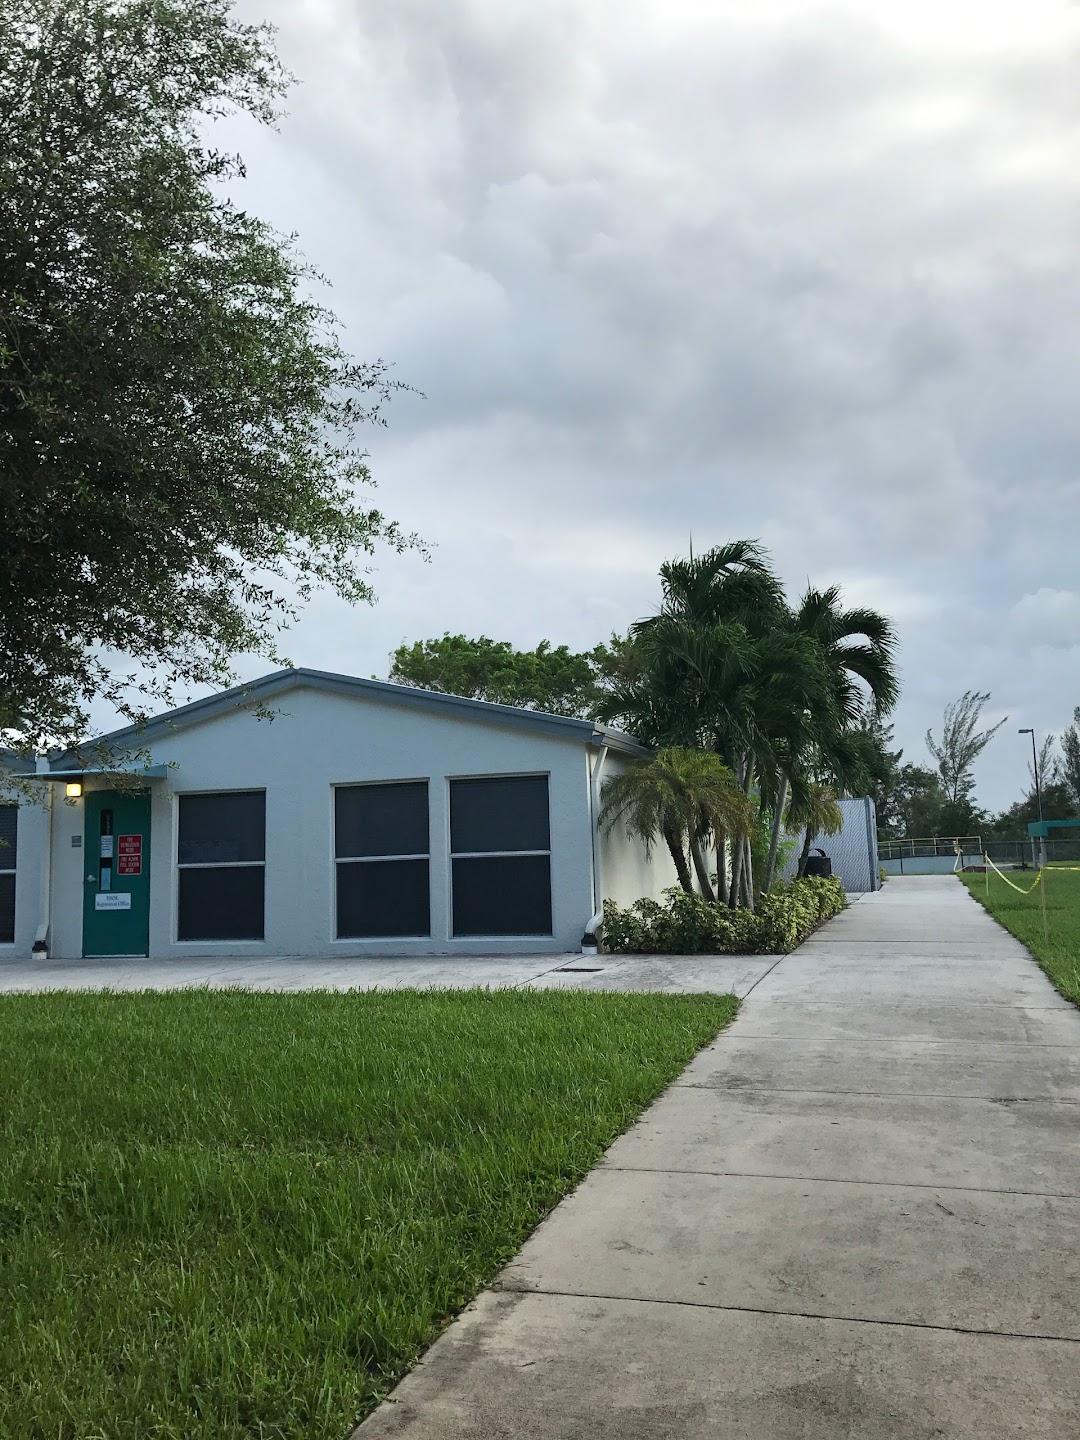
[335,783,429,858]
[452,856,552,936]
[178,866,264,941]
[450,777,550,854]
[337,859,430,937]
[0,873,14,944]
[178,792,265,865]
[0,805,17,871]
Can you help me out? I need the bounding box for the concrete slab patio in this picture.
[0,950,780,995]
[356,875,1080,1438]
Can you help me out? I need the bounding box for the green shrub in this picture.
[602,875,846,955]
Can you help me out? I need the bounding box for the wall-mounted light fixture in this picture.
[65,782,83,799]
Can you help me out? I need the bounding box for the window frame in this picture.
[333,779,432,940]
[174,788,267,944]
[449,773,553,938]
[0,803,16,946]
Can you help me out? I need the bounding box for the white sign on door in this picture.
[95,892,131,911]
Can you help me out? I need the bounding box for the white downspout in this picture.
[32,755,53,959]
[582,742,609,953]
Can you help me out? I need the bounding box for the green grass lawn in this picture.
[960,867,1080,1005]
[0,987,737,1440]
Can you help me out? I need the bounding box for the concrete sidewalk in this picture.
[0,951,781,996]
[357,877,1080,1439]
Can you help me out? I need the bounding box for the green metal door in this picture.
[82,790,152,957]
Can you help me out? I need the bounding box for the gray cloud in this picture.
[129,0,1080,811]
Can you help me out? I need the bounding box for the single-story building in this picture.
[1,669,679,962]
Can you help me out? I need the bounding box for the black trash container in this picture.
[804,849,833,879]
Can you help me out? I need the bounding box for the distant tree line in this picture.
[864,698,1080,840]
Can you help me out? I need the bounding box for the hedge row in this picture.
[601,875,846,955]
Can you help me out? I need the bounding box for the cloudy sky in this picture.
[197,0,1079,811]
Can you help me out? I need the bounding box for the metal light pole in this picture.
[1019,728,1043,821]
[1019,728,1044,868]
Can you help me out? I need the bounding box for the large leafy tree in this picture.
[1060,708,1080,809]
[925,692,1007,809]
[854,711,905,836]
[388,634,632,718]
[984,728,1078,839]
[988,782,1076,838]
[891,763,947,837]
[1,0,417,750]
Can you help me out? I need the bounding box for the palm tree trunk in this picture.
[727,756,744,908]
[663,823,694,894]
[729,753,756,910]
[743,754,754,910]
[741,833,755,911]
[689,829,716,902]
[716,833,727,899]
[762,775,790,893]
[728,834,744,909]
[797,823,815,878]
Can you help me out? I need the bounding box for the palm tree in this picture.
[600,543,829,910]
[759,587,899,892]
[598,544,900,907]
[599,748,753,901]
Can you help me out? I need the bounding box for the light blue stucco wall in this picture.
[9,685,672,961]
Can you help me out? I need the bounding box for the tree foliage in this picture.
[788,782,844,876]
[1059,710,1080,809]
[597,541,898,906]
[925,691,1007,807]
[599,747,754,901]
[1,0,418,749]
[387,634,631,719]
[987,781,1077,838]
[856,711,905,834]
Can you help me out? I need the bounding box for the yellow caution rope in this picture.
[981,853,1044,893]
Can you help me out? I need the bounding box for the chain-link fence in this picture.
[880,835,1080,872]
[779,797,880,893]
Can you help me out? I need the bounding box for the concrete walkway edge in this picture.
[355,877,1080,1439]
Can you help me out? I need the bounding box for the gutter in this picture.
[31,755,52,959]
[582,742,609,953]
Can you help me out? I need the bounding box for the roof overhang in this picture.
[48,667,653,759]
[13,765,171,782]
[1027,818,1080,837]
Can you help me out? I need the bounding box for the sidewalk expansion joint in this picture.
[494,1285,1080,1346]
[671,1083,1080,1104]
[738,952,789,999]
[725,1036,1080,1049]
[600,1165,1080,1201]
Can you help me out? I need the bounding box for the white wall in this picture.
[596,751,682,910]
[44,685,603,959]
